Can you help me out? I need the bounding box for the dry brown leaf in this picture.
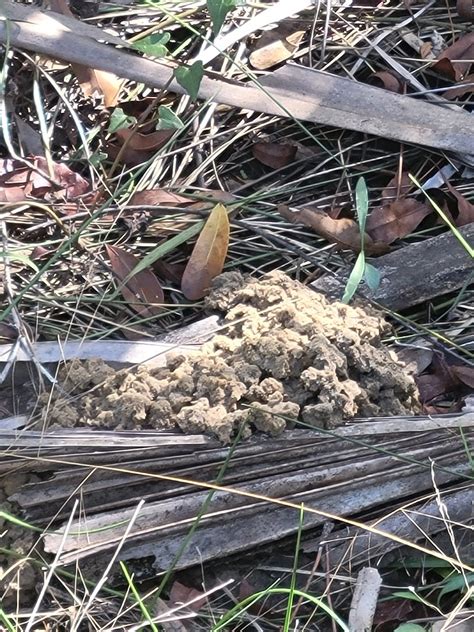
[0,156,89,203]
[181,204,229,300]
[456,0,473,20]
[115,128,174,152]
[168,581,207,613]
[416,360,457,404]
[369,71,403,93]
[445,181,474,226]
[252,142,297,169]
[71,64,123,107]
[249,28,306,70]
[381,172,413,201]
[451,365,474,388]
[443,74,474,99]
[432,33,474,81]
[278,205,388,254]
[366,199,432,244]
[153,260,185,285]
[129,189,192,207]
[108,128,174,166]
[106,244,164,317]
[48,0,123,106]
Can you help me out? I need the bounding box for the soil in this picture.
[38,271,420,443]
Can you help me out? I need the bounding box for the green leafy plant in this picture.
[207,0,237,34]
[107,107,137,133]
[174,60,204,101]
[342,177,381,303]
[133,32,170,57]
[156,105,184,130]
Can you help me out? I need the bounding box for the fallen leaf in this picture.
[106,244,164,317]
[278,204,388,254]
[432,33,474,81]
[108,128,174,166]
[445,181,474,226]
[252,142,297,169]
[249,28,306,70]
[129,189,192,207]
[153,260,185,285]
[456,0,472,20]
[128,188,235,212]
[369,71,403,93]
[181,204,229,300]
[115,128,174,152]
[49,0,123,106]
[366,199,432,244]
[33,156,89,199]
[451,365,474,388]
[381,172,413,201]
[0,156,89,202]
[443,74,474,99]
[397,345,434,375]
[72,64,123,107]
[168,581,207,613]
[416,354,461,404]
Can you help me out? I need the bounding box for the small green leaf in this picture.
[108,107,137,133]
[438,572,474,602]
[133,32,170,58]
[342,251,365,304]
[207,0,237,34]
[156,106,184,130]
[174,61,204,101]
[363,263,380,291]
[355,176,369,232]
[391,591,427,604]
[394,624,426,632]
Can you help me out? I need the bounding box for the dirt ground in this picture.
[39,271,420,442]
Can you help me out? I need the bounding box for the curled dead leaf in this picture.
[106,244,164,317]
[443,74,474,99]
[432,33,474,81]
[252,142,297,169]
[0,156,89,203]
[369,71,403,93]
[278,204,388,254]
[381,172,413,201]
[445,181,474,226]
[181,204,229,300]
[366,199,432,244]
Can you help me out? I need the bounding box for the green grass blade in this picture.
[408,173,474,258]
[120,561,159,632]
[342,251,365,304]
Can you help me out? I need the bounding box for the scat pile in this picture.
[42,272,420,442]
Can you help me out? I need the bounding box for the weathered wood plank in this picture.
[2,2,474,157]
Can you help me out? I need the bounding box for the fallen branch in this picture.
[2,2,474,158]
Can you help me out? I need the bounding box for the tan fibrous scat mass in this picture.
[41,271,420,442]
